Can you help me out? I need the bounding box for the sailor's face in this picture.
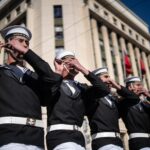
[129,81,143,95]
[99,73,112,88]
[6,35,29,63]
[11,36,29,48]
[62,56,79,76]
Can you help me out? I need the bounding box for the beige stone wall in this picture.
[0,0,150,150]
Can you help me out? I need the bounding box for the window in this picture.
[136,34,139,40]
[16,6,21,15]
[53,5,64,50]
[104,11,108,17]
[129,29,132,35]
[103,11,109,20]
[55,26,64,40]
[142,39,145,45]
[99,32,103,40]
[55,32,64,40]
[55,26,63,32]
[6,14,11,22]
[94,3,99,11]
[102,58,107,66]
[121,24,125,31]
[113,17,117,25]
[111,47,116,57]
[54,5,62,18]
[100,41,106,59]
[113,63,119,82]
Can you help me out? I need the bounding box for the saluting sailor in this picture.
[117,76,150,150]
[86,67,123,150]
[0,25,61,150]
[46,50,110,150]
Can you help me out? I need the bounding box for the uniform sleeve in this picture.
[83,72,110,100]
[23,49,62,83]
[23,49,63,106]
[117,86,140,107]
[117,86,140,100]
[147,97,150,101]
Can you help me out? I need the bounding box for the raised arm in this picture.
[67,58,110,98]
[117,86,140,106]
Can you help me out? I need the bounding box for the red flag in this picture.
[140,58,146,75]
[123,50,132,75]
[124,55,132,68]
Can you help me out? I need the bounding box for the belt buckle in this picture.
[115,132,120,138]
[26,118,36,126]
[73,125,79,131]
[47,126,51,132]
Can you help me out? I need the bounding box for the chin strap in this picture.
[63,63,76,77]
[5,47,23,63]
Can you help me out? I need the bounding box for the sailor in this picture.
[46,50,110,150]
[86,67,123,150]
[0,25,61,150]
[117,76,150,150]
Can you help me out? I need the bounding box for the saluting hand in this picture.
[0,41,4,53]
[143,100,150,105]
[67,58,89,75]
[139,88,150,97]
[54,59,64,76]
[109,79,121,90]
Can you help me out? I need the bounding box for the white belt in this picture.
[47,124,81,132]
[129,133,150,139]
[92,132,121,140]
[0,116,43,128]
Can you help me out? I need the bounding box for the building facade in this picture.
[0,0,150,149]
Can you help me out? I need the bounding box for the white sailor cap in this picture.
[0,25,32,40]
[92,67,108,76]
[55,50,75,60]
[125,76,141,84]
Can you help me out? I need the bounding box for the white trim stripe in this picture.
[6,28,29,38]
[94,68,108,75]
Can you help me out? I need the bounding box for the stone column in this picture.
[26,4,34,48]
[101,25,114,79]
[135,47,148,88]
[148,55,150,67]
[111,32,124,84]
[90,18,102,68]
[127,42,138,76]
[135,47,141,77]
[141,52,150,88]
[119,37,127,79]
[119,37,126,51]
[0,38,4,64]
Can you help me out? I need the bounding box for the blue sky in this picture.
[121,0,150,31]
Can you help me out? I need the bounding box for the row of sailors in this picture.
[0,25,149,150]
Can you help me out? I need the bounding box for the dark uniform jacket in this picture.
[46,72,110,150]
[0,50,62,148]
[86,94,123,149]
[117,86,150,150]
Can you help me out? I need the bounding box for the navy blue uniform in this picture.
[0,50,61,148]
[118,86,150,150]
[46,73,110,150]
